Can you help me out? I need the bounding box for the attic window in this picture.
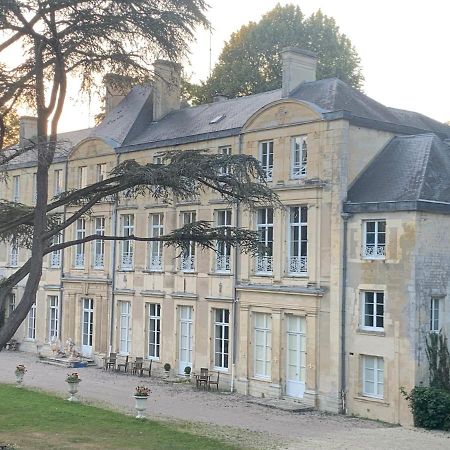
[209,114,226,125]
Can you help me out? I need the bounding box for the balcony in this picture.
[288,256,307,275]
[180,254,195,272]
[93,254,104,269]
[256,255,273,274]
[363,244,385,259]
[121,253,133,270]
[215,255,231,273]
[148,255,162,271]
[50,251,61,268]
[74,253,84,268]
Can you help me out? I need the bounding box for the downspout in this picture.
[230,133,244,393]
[59,159,69,340]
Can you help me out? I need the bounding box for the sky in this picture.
[54,0,450,131]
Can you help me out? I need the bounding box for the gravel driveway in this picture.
[1,351,449,449]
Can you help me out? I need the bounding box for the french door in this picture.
[81,298,94,357]
[285,315,306,398]
[178,306,193,374]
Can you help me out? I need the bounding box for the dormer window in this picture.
[291,136,307,178]
[363,220,386,259]
[209,114,226,124]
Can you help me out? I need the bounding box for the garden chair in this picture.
[139,359,152,377]
[117,355,129,373]
[132,357,144,376]
[208,371,220,390]
[104,352,117,371]
[195,367,209,389]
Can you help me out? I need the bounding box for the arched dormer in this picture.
[68,137,116,162]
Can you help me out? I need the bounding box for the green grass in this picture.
[0,384,239,449]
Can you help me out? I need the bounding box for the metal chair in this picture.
[195,367,209,388]
[117,355,129,373]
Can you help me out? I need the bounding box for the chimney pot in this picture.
[19,116,38,148]
[281,47,317,97]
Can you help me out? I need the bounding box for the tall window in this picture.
[148,214,163,271]
[50,222,62,268]
[48,295,59,341]
[291,136,307,178]
[363,220,386,259]
[256,208,273,274]
[361,291,384,331]
[430,297,441,332]
[288,206,308,275]
[218,146,231,175]
[96,163,107,182]
[12,175,20,202]
[259,141,273,181]
[7,293,15,317]
[74,218,86,268]
[120,214,134,270]
[32,173,37,204]
[214,309,229,370]
[254,312,271,379]
[148,303,161,359]
[54,169,63,196]
[78,166,87,188]
[93,217,105,269]
[362,355,384,399]
[216,210,232,272]
[180,211,196,272]
[9,239,19,267]
[119,301,131,354]
[27,303,36,340]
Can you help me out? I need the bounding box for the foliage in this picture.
[164,363,171,372]
[425,331,450,391]
[66,372,82,383]
[0,384,238,449]
[184,366,191,375]
[0,105,19,148]
[135,386,151,397]
[401,386,450,430]
[186,4,363,104]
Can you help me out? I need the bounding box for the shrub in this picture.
[401,386,450,430]
[184,366,191,375]
[163,363,171,372]
[426,331,450,391]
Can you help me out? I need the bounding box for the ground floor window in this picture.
[214,309,229,370]
[119,301,131,354]
[27,303,36,340]
[48,295,59,341]
[148,303,161,359]
[254,312,271,379]
[362,355,384,399]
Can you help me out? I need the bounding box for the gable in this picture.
[69,138,115,161]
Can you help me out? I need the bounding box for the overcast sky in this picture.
[57,0,450,131]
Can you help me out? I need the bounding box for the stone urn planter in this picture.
[134,386,151,419]
[163,363,171,379]
[184,366,191,380]
[15,365,26,388]
[66,372,81,402]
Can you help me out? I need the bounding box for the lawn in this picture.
[0,384,239,449]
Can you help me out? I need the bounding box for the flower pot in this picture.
[164,370,170,379]
[67,381,80,402]
[15,372,24,388]
[134,395,148,418]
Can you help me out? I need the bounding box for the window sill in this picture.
[213,367,229,373]
[5,265,19,269]
[354,395,389,407]
[208,271,233,277]
[118,269,134,273]
[361,257,386,262]
[147,357,160,361]
[254,273,273,277]
[143,269,164,274]
[251,376,271,383]
[356,328,385,337]
[286,273,308,278]
[49,266,61,270]
[179,271,198,275]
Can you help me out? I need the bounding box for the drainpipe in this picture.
[230,133,244,393]
[59,159,69,340]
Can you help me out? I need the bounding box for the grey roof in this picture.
[344,134,450,214]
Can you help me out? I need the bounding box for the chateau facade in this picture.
[2,48,450,425]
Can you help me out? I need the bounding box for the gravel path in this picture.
[1,352,449,449]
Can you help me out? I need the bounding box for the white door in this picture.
[286,315,306,398]
[81,298,94,357]
[178,306,193,374]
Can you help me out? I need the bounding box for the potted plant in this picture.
[134,385,151,419]
[66,372,81,402]
[163,363,171,378]
[15,364,26,387]
[184,366,191,379]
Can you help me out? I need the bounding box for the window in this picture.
[259,141,273,181]
[7,293,15,318]
[119,301,131,354]
[27,303,36,340]
[363,220,386,259]
[291,136,307,178]
[74,218,86,268]
[218,146,231,175]
[12,175,20,202]
[96,163,107,182]
[148,214,163,271]
[216,210,232,272]
[362,355,384,399]
[254,312,271,379]
[50,219,62,268]
[214,309,229,370]
[430,297,441,332]
[32,173,37,204]
[9,239,18,267]
[120,214,134,270]
[93,217,105,269]
[361,291,384,331]
[153,155,163,165]
[78,166,87,188]
[180,211,196,272]
[48,295,59,341]
[54,169,63,196]
[256,208,273,274]
[147,303,161,359]
[288,206,307,275]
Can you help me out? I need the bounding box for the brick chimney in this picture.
[281,47,317,97]
[19,116,38,147]
[152,60,181,121]
[104,74,133,116]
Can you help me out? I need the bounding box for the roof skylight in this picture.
[209,114,226,124]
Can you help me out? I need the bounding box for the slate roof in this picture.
[344,134,450,214]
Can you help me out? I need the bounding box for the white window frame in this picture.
[288,206,308,275]
[362,355,384,399]
[54,169,63,196]
[254,312,271,379]
[78,166,87,188]
[93,217,105,269]
[74,218,86,268]
[180,211,196,272]
[119,301,131,355]
[153,155,163,165]
[96,163,107,182]
[259,140,273,181]
[363,220,386,259]
[27,303,36,340]
[291,135,307,179]
[7,293,15,318]
[48,295,59,342]
[430,297,441,332]
[147,303,161,360]
[218,146,232,175]
[50,217,62,268]
[215,210,232,273]
[12,175,20,202]
[214,308,230,370]
[148,213,164,271]
[120,214,134,270]
[9,239,19,267]
[361,291,385,331]
[32,172,37,204]
[256,208,273,274]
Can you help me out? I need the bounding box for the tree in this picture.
[186,4,364,104]
[0,105,19,148]
[0,0,273,349]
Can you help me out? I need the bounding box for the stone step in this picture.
[38,356,96,369]
[247,397,314,413]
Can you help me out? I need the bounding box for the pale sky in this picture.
[56,0,450,131]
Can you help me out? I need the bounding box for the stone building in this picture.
[1,48,450,424]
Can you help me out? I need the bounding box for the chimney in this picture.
[104,74,133,116]
[19,116,38,147]
[281,47,317,97]
[153,60,181,121]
